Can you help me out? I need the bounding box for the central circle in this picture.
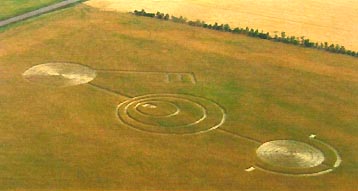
[136,101,179,117]
[117,94,226,135]
[256,140,325,169]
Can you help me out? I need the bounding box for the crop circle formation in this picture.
[117,94,226,135]
[256,140,325,169]
[22,63,96,87]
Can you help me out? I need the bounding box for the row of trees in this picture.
[133,10,357,57]
[133,9,155,17]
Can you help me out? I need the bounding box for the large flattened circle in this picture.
[22,63,96,87]
[256,140,325,169]
[117,94,226,135]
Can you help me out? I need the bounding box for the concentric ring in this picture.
[22,63,96,87]
[117,94,226,135]
[256,140,325,169]
[135,101,180,117]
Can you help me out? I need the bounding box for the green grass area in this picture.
[0,0,64,20]
[0,4,357,190]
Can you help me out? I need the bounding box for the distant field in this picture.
[85,0,358,51]
[0,4,357,190]
[0,0,64,20]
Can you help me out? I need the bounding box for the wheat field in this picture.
[0,2,357,190]
[85,0,358,51]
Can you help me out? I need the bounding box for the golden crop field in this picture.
[0,2,357,191]
[85,0,358,51]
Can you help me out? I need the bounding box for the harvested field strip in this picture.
[0,0,82,27]
[0,0,63,20]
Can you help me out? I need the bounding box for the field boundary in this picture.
[133,9,358,58]
[0,0,84,28]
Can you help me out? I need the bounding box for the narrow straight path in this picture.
[0,0,82,27]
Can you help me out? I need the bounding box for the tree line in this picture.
[133,9,357,58]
